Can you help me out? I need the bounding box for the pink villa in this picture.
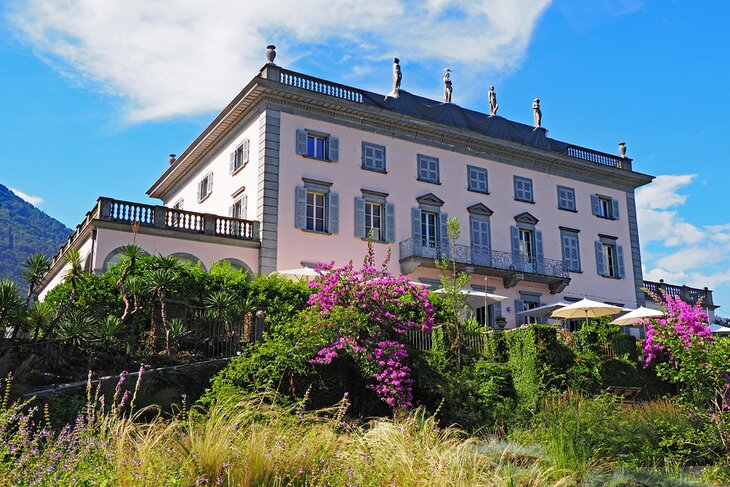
[36,47,717,327]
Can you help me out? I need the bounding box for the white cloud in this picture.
[7,0,552,122]
[10,188,44,205]
[636,174,695,210]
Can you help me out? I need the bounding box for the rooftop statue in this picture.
[443,69,452,103]
[533,98,542,128]
[619,142,627,158]
[387,57,402,98]
[489,85,499,116]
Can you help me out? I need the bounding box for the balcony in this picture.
[398,238,570,294]
[48,197,260,272]
[643,280,717,309]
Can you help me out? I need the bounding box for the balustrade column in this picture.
[153,206,167,228]
[203,214,217,235]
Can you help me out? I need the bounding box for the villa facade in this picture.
[38,50,679,328]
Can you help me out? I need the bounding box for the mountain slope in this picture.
[0,184,71,286]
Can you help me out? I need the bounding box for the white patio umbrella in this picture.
[710,323,730,336]
[516,302,571,319]
[274,267,322,282]
[610,307,664,326]
[551,298,622,326]
[433,288,508,308]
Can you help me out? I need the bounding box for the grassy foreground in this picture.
[0,377,712,487]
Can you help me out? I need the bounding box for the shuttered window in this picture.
[595,240,625,278]
[295,185,339,234]
[467,165,488,193]
[557,185,576,211]
[417,154,440,183]
[229,139,250,174]
[362,142,386,172]
[514,176,533,202]
[197,172,213,202]
[295,129,339,161]
[591,194,620,220]
[560,230,581,272]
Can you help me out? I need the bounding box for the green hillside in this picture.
[0,184,71,285]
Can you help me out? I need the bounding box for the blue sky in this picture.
[1,1,729,317]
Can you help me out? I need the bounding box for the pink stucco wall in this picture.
[275,112,639,318]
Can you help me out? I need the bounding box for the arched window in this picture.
[168,252,207,271]
[102,246,150,271]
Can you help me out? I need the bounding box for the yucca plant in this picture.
[27,300,54,340]
[94,315,125,351]
[20,253,50,306]
[166,318,191,355]
[0,280,24,342]
[56,309,94,348]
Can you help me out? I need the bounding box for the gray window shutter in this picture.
[328,137,339,161]
[411,208,422,248]
[328,191,339,234]
[243,139,250,163]
[510,226,520,261]
[228,204,234,217]
[591,194,600,216]
[295,187,307,229]
[241,194,248,218]
[525,180,533,201]
[296,129,308,155]
[611,198,620,220]
[197,181,202,201]
[616,245,625,278]
[515,299,525,325]
[208,173,213,194]
[354,197,366,238]
[595,241,605,276]
[535,230,544,273]
[439,212,449,257]
[229,151,236,173]
[492,301,501,327]
[385,202,395,242]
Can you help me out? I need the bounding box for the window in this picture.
[519,228,534,262]
[230,194,247,219]
[421,211,439,248]
[417,154,440,183]
[295,182,339,234]
[197,172,213,202]
[467,165,488,193]
[295,129,339,161]
[306,192,327,232]
[557,186,576,211]
[516,294,543,325]
[229,139,250,174]
[591,194,619,220]
[560,229,581,272]
[365,202,383,241]
[172,199,183,210]
[514,176,534,202]
[362,142,386,172]
[595,238,625,278]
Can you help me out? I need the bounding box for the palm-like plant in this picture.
[0,280,24,342]
[56,309,94,348]
[166,318,191,355]
[118,244,144,323]
[21,253,50,306]
[94,315,124,350]
[63,248,85,303]
[27,301,54,340]
[144,267,178,353]
[205,290,235,323]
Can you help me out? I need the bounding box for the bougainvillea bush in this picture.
[307,244,434,409]
[643,290,730,453]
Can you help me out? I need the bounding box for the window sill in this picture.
[514,198,535,204]
[595,215,618,221]
[467,188,490,195]
[300,154,336,163]
[360,237,390,244]
[300,228,333,236]
[198,193,212,203]
[558,207,577,213]
[599,274,623,280]
[230,164,248,176]
[567,270,582,274]
[417,178,441,185]
[361,166,387,174]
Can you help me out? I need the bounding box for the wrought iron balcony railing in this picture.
[398,238,569,279]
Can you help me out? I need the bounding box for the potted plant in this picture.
[495,315,507,330]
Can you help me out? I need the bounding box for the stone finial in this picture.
[168,154,177,164]
[443,68,452,103]
[532,98,542,128]
[488,85,499,116]
[618,142,627,158]
[266,45,277,64]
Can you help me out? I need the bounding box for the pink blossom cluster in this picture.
[307,247,435,409]
[643,291,713,367]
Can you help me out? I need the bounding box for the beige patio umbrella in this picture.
[551,298,622,327]
[433,288,508,309]
[610,307,664,326]
[274,267,321,282]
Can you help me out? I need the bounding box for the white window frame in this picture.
[365,201,383,241]
[230,139,250,174]
[198,172,213,202]
[603,243,616,278]
[231,194,247,219]
[518,227,534,262]
[306,191,328,233]
[421,211,439,248]
[307,134,328,159]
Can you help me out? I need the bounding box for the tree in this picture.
[20,253,50,306]
[27,301,54,340]
[117,244,145,323]
[434,217,471,370]
[144,256,181,354]
[62,248,85,303]
[0,280,23,342]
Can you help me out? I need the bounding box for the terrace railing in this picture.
[643,280,714,307]
[48,197,260,271]
[398,238,569,279]
[279,68,364,103]
[565,145,632,171]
